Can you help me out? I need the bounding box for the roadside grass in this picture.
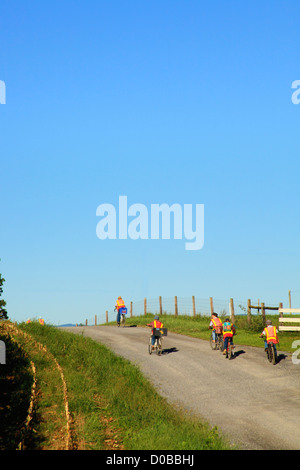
[0,322,77,449]
[0,329,33,450]
[28,350,68,449]
[15,322,231,450]
[118,313,300,354]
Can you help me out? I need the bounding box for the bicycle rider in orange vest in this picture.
[209,312,223,343]
[115,296,126,325]
[147,315,164,350]
[222,318,236,356]
[259,319,279,358]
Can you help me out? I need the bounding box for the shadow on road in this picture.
[234,349,246,358]
[162,347,179,355]
[276,353,288,363]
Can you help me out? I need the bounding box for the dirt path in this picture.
[62,325,300,450]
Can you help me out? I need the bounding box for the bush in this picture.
[235,315,265,333]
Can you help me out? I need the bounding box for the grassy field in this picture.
[0,320,232,450]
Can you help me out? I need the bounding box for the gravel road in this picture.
[62,325,300,450]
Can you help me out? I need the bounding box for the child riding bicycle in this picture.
[222,318,236,357]
[147,315,164,351]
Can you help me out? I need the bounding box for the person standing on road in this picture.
[209,312,223,343]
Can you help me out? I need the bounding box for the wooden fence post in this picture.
[85,319,88,326]
[192,296,196,317]
[130,301,133,318]
[279,302,283,318]
[159,296,162,315]
[106,311,108,324]
[261,302,266,325]
[144,298,147,316]
[247,299,251,325]
[95,315,97,326]
[230,298,235,324]
[175,296,178,317]
[210,297,214,316]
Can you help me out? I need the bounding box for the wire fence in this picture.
[130,297,237,317]
[85,296,284,326]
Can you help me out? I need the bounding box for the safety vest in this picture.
[116,298,125,309]
[152,320,163,334]
[223,322,233,336]
[153,320,163,329]
[211,317,222,328]
[39,319,45,326]
[264,326,278,344]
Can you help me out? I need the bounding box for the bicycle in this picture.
[266,341,277,365]
[225,341,234,360]
[149,335,162,356]
[222,334,235,359]
[148,328,167,356]
[114,307,127,327]
[120,312,126,327]
[209,330,224,352]
[259,335,277,365]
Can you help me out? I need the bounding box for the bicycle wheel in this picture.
[268,344,273,363]
[218,335,224,352]
[210,333,217,350]
[270,343,276,365]
[148,339,152,355]
[228,343,232,360]
[157,338,162,356]
[121,314,126,327]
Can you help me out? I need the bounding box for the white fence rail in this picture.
[279,309,300,331]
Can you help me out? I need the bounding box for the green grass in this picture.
[0,322,76,450]
[15,321,231,450]
[0,330,33,450]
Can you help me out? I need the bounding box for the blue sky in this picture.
[0,0,299,324]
